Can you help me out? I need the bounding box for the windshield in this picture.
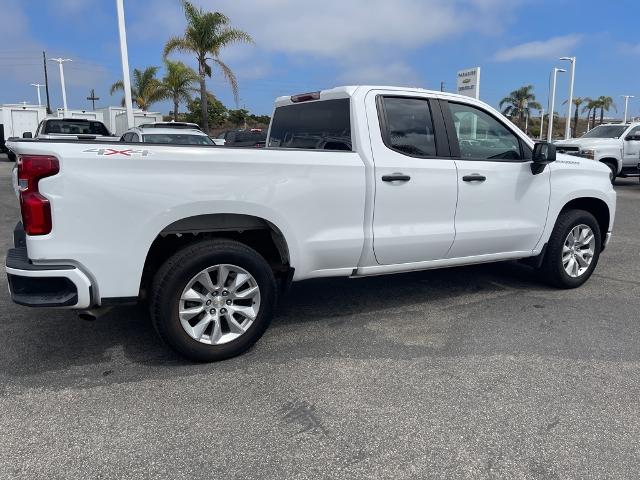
[142,134,214,145]
[581,125,628,139]
[44,120,110,136]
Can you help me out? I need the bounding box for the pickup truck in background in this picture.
[31,118,120,141]
[5,86,616,361]
[555,122,640,182]
[6,117,120,161]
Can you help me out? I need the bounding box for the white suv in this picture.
[121,125,215,145]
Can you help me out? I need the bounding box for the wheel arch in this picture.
[559,197,610,246]
[140,213,292,298]
[599,157,621,174]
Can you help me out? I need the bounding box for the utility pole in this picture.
[547,67,565,141]
[87,89,100,110]
[560,57,576,139]
[49,58,72,117]
[116,0,134,129]
[42,51,52,114]
[539,108,545,140]
[621,95,634,123]
[440,81,445,92]
[30,83,44,106]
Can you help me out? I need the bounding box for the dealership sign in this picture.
[457,67,481,99]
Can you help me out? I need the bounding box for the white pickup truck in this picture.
[555,122,640,181]
[5,86,616,361]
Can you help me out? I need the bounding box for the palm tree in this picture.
[582,98,598,131]
[596,96,616,125]
[499,85,542,130]
[563,97,585,137]
[110,66,165,111]
[161,60,198,121]
[164,1,253,133]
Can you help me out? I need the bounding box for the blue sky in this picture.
[1,0,638,118]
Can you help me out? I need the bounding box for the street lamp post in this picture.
[547,67,566,141]
[621,95,634,124]
[539,108,545,141]
[49,58,72,117]
[560,56,576,139]
[116,0,134,129]
[30,83,44,106]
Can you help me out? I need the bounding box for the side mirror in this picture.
[531,142,556,175]
[22,132,33,139]
[625,134,640,141]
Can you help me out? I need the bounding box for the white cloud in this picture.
[493,34,583,62]
[132,0,525,83]
[339,62,421,87]
[139,0,523,56]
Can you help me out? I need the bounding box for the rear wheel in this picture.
[150,239,277,361]
[539,209,601,288]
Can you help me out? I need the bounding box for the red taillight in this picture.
[17,155,59,235]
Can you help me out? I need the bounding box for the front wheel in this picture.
[539,209,601,289]
[601,161,617,184]
[150,239,277,362]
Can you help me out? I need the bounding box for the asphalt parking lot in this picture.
[1,154,640,479]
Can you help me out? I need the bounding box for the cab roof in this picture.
[274,85,473,107]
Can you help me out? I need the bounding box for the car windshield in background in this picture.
[268,98,352,151]
[44,120,110,136]
[581,125,628,139]
[143,134,215,145]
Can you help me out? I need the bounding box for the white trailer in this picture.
[97,106,162,134]
[55,108,104,123]
[1,104,47,139]
[113,110,163,135]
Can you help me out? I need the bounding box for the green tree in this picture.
[110,66,164,111]
[228,108,249,127]
[582,98,598,130]
[249,114,271,125]
[164,1,253,133]
[184,93,227,127]
[499,85,542,130]
[161,60,198,121]
[563,96,585,137]
[596,96,616,125]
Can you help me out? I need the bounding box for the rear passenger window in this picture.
[268,99,351,151]
[380,97,437,157]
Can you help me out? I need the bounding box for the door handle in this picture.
[382,173,411,182]
[462,174,486,182]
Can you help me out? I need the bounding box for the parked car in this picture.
[120,126,215,145]
[5,85,616,362]
[555,122,640,182]
[137,121,202,131]
[33,118,119,141]
[216,129,267,147]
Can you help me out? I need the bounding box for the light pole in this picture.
[116,0,134,129]
[30,83,44,106]
[539,108,545,140]
[49,58,72,117]
[560,56,576,139]
[621,95,634,123]
[547,67,566,141]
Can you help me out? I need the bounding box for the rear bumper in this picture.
[5,223,93,308]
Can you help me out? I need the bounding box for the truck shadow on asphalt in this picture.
[1,259,633,390]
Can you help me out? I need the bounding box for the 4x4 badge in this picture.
[82,148,151,157]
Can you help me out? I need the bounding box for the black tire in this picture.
[150,239,277,362]
[601,161,617,184]
[539,209,601,289]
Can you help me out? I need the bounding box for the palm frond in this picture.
[213,58,239,104]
